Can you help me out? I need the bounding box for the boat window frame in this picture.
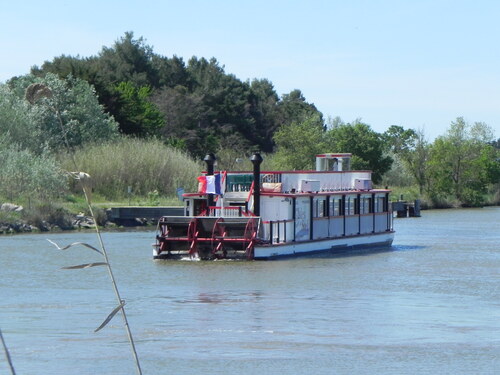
[313,196,327,218]
[328,196,342,217]
[360,195,373,214]
[345,195,358,216]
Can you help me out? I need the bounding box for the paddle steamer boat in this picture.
[154,153,394,260]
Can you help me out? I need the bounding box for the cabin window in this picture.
[360,197,372,214]
[345,196,357,216]
[329,197,341,216]
[313,197,326,217]
[334,198,341,216]
[375,196,386,213]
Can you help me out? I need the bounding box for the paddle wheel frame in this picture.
[187,218,199,257]
[244,218,257,260]
[155,213,260,260]
[211,217,227,259]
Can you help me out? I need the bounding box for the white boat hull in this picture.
[253,231,394,260]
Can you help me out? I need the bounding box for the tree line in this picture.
[0,32,499,208]
[29,32,321,158]
[270,115,499,207]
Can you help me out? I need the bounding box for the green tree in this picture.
[427,117,499,206]
[248,78,281,152]
[272,114,326,170]
[0,83,45,153]
[383,125,417,154]
[32,54,98,83]
[186,58,254,139]
[4,73,118,152]
[277,89,324,128]
[151,85,205,150]
[152,55,189,88]
[405,128,431,194]
[114,82,164,136]
[32,32,158,116]
[95,32,157,88]
[326,120,392,184]
[384,126,430,194]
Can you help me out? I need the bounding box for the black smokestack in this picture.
[250,153,263,216]
[204,153,216,208]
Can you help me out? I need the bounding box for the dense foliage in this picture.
[384,119,500,206]
[0,73,118,203]
[426,118,500,206]
[327,120,393,184]
[272,117,392,184]
[4,73,119,152]
[31,32,323,157]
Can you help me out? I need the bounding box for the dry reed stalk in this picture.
[0,328,16,375]
[27,83,143,375]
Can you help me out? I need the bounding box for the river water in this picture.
[1,207,499,374]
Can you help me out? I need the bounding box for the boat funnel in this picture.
[204,153,216,207]
[250,153,263,216]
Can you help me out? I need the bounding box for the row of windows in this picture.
[312,196,388,218]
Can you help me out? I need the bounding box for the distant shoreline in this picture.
[2,204,499,236]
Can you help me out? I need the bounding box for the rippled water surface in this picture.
[1,207,499,374]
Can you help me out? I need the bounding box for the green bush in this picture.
[23,204,74,230]
[91,207,108,227]
[0,139,68,201]
[0,210,22,224]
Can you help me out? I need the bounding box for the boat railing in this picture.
[261,173,282,183]
[205,206,254,217]
[226,173,253,192]
[225,172,282,192]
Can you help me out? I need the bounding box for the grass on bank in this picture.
[1,137,198,230]
[58,137,201,200]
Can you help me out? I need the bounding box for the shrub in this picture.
[23,203,74,230]
[0,139,68,201]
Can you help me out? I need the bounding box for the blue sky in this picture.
[2,0,499,140]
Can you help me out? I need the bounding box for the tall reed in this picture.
[59,137,201,199]
[26,83,143,374]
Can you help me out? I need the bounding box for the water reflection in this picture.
[172,291,264,305]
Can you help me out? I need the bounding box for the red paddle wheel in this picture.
[244,218,258,260]
[157,218,169,254]
[187,218,199,258]
[211,217,227,259]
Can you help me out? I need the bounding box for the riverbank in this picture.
[1,197,498,235]
[0,202,158,235]
[0,206,100,234]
